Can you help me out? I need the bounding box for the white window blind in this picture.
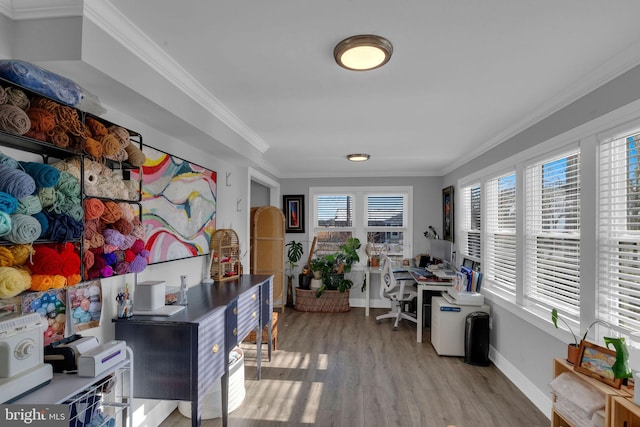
[485,172,517,297]
[312,188,412,260]
[525,150,581,320]
[367,195,405,227]
[314,194,354,255]
[316,194,353,227]
[599,132,640,332]
[461,184,481,259]
[366,194,408,262]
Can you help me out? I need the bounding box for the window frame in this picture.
[310,186,413,262]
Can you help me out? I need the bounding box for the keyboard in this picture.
[410,267,434,278]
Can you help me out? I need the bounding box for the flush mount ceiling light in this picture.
[334,35,393,71]
[347,153,370,162]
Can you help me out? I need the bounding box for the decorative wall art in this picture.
[283,195,304,233]
[442,186,454,242]
[574,340,622,388]
[130,145,217,264]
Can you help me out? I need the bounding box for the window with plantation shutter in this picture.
[485,172,517,298]
[524,150,581,322]
[599,131,640,332]
[461,184,481,260]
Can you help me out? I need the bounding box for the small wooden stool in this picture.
[244,311,278,351]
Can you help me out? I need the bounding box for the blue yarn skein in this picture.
[32,211,49,239]
[0,164,36,199]
[0,151,19,169]
[0,211,11,237]
[6,213,41,244]
[0,191,18,214]
[19,161,61,188]
[48,213,82,242]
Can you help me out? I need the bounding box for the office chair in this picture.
[376,255,418,331]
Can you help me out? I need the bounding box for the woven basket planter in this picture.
[294,288,350,313]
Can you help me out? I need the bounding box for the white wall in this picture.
[0,14,12,57]
[280,175,441,307]
[443,62,640,415]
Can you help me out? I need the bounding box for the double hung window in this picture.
[461,184,481,261]
[525,149,581,322]
[311,187,412,263]
[599,131,640,332]
[485,172,517,299]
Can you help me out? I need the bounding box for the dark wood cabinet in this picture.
[114,274,273,427]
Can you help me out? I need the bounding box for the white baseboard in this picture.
[489,346,552,420]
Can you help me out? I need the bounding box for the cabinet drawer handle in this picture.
[233,328,237,336]
[212,344,219,354]
[252,293,257,301]
[252,311,257,318]
[233,307,238,315]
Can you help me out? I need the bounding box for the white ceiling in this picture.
[5,1,640,178]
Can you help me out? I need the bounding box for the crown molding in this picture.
[442,38,640,176]
[0,0,82,20]
[83,1,269,154]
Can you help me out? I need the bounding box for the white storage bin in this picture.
[178,347,245,420]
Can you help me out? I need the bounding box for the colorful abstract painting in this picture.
[130,145,217,264]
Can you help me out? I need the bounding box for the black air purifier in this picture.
[464,311,490,366]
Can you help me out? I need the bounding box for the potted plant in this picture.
[315,237,361,297]
[285,241,303,306]
[551,308,620,365]
[551,308,581,364]
[310,257,325,280]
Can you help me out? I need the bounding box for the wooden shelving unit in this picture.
[552,357,638,427]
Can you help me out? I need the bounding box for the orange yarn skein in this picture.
[85,117,107,137]
[84,198,105,220]
[26,108,56,133]
[101,201,122,224]
[98,134,120,156]
[84,137,104,159]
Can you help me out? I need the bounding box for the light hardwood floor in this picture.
[160,307,549,427]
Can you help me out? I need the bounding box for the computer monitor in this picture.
[429,239,453,267]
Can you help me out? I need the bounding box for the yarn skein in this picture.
[84,198,105,220]
[0,266,31,298]
[0,247,13,266]
[0,104,30,135]
[124,142,146,167]
[0,191,18,213]
[0,211,11,236]
[6,213,41,244]
[19,161,61,188]
[0,164,36,199]
[5,87,30,110]
[0,151,20,169]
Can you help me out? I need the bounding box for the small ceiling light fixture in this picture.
[347,153,370,162]
[334,34,393,71]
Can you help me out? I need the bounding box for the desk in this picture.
[363,266,376,316]
[114,274,273,427]
[412,273,452,343]
[363,267,452,342]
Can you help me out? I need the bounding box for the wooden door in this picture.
[250,206,285,312]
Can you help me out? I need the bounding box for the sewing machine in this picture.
[0,312,53,403]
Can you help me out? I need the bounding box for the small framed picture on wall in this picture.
[283,195,305,233]
[442,186,454,242]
